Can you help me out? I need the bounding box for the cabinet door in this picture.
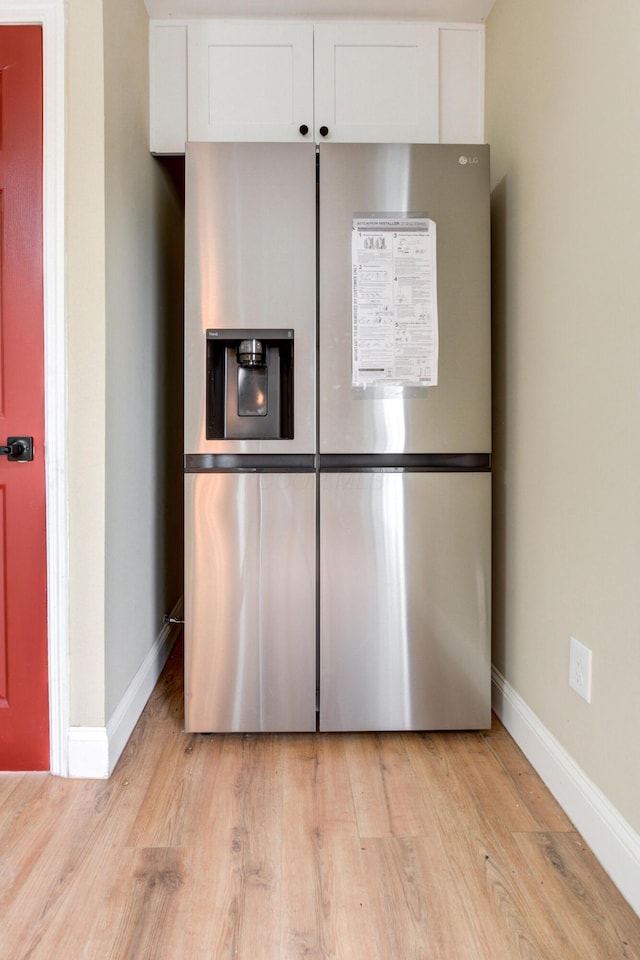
[313,22,439,143]
[187,21,314,142]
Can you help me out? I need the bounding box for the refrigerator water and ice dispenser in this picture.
[206,328,294,440]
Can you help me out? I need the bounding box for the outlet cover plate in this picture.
[569,635,592,703]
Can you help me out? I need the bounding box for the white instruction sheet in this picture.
[352,217,438,388]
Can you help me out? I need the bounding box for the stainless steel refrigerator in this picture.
[184,141,491,733]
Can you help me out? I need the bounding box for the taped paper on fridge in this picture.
[351,216,438,388]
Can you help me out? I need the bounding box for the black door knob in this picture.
[319,126,329,137]
[299,124,309,136]
[0,436,33,461]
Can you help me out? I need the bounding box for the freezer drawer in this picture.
[319,471,491,731]
[185,472,316,732]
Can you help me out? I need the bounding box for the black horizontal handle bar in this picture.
[185,454,315,473]
[319,453,491,472]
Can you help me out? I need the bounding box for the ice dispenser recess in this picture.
[206,328,294,440]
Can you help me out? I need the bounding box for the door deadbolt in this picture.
[0,437,34,462]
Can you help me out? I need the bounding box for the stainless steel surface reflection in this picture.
[319,144,490,454]
[184,142,316,455]
[319,471,491,731]
[184,141,492,734]
[185,472,316,732]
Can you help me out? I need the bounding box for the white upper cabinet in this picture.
[188,21,314,142]
[313,22,438,143]
[149,19,485,153]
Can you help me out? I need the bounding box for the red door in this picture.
[0,26,48,770]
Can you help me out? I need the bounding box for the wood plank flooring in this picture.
[1,639,639,959]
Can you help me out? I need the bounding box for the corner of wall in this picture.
[492,668,640,918]
[67,599,182,778]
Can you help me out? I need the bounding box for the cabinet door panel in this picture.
[314,22,439,143]
[187,21,313,142]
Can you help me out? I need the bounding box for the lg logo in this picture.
[458,155,479,165]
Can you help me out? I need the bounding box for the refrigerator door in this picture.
[319,143,490,454]
[185,471,316,732]
[185,142,316,456]
[319,471,491,731]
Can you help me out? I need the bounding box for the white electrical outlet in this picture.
[569,635,592,703]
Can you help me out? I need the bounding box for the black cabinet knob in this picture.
[299,124,309,136]
[319,125,329,137]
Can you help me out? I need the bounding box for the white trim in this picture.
[67,600,182,778]
[144,1,496,22]
[0,1,60,19]
[0,2,69,775]
[67,726,110,779]
[492,667,640,918]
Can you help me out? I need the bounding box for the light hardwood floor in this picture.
[1,640,639,959]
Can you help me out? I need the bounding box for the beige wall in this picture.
[487,0,640,832]
[66,0,183,726]
[67,0,107,725]
[102,0,184,718]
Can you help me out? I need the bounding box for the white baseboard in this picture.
[67,599,182,779]
[492,666,640,918]
[66,726,110,778]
